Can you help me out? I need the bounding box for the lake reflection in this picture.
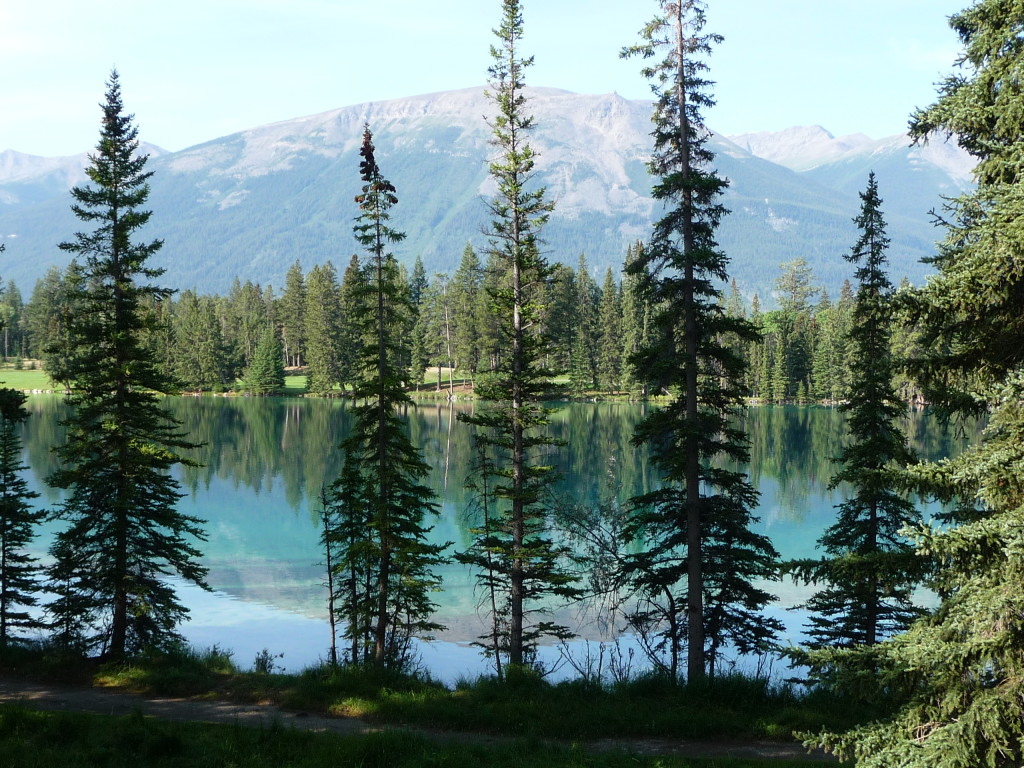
[18,397,974,674]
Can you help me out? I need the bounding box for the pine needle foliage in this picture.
[455,0,580,672]
[242,324,285,395]
[808,5,1024,765]
[332,127,448,670]
[788,174,923,650]
[46,71,207,658]
[0,389,43,644]
[621,1,777,682]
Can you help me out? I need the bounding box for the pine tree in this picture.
[334,127,448,669]
[223,279,267,374]
[789,174,922,650]
[596,267,623,393]
[279,260,306,368]
[304,262,342,395]
[34,263,87,386]
[0,388,43,645]
[46,71,207,657]
[622,1,777,681]
[809,6,1024,764]
[575,253,599,388]
[171,290,227,391]
[619,242,653,398]
[456,0,579,670]
[451,243,483,381]
[242,323,286,395]
[338,254,365,391]
[542,264,577,373]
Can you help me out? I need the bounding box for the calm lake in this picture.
[19,397,974,678]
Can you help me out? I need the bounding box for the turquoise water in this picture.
[18,397,973,677]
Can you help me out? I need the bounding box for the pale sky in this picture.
[2,0,967,157]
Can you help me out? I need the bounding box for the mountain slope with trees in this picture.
[0,88,970,298]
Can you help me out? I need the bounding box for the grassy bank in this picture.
[0,645,878,745]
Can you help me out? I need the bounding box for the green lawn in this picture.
[0,368,55,391]
[283,374,308,393]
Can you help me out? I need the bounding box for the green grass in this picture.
[283,374,308,393]
[0,367,55,390]
[0,704,839,768]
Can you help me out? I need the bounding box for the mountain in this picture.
[727,126,875,172]
[0,87,973,299]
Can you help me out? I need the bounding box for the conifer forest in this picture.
[2,1,1024,765]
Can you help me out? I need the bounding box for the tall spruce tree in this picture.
[622,1,777,681]
[809,5,1024,765]
[596,267,623,393]
[451,243,483,381]
[171,290,227,391]
[0,388,43,645]
[333,127,448,669]
[456,0,579,671]
[46,71,207,657]
[242,323,286,395]
[788,173,921,650]
[619,242,653,398]
[279,260,306,368]
[304,262,342,395]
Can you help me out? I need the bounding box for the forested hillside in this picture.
[0,89,970,297]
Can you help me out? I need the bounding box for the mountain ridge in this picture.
[0,87,974,300]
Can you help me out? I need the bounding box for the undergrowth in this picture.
[0,704,839,768]
[0,641,883,743]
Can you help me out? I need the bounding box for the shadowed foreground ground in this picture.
[0,677,834,761]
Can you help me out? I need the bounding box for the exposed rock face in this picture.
[0,87,973,297]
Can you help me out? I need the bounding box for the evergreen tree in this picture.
[619,242,653,398]
[279,260,306,368]
[304,262,342,395]
[0,389,43,645]
[810,6,1024,764]
[539,264,574,372]
[451,243,483,381]
[409,255,427,308]
[574,253,599,388]
[456,0,579,670]
[171,290,227,391]
[889,277,924,403]
[32,263,86,385]
[810,291,840,402]
[406,255,430,389]
[408,302,430,391]
[596,267,623,393]
[622,1,777,681]
[242,323,286,395]
[333,127,448,669]
[46,72,207,657]
[24,267,66,361]
[789,174,921,650]
[474,249,505,374]
[0,282,24,362]
[338,254,365,391]
[223,279,266,374]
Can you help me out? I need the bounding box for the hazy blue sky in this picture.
[3,0,967,156]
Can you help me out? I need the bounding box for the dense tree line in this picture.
[12,247,925,406]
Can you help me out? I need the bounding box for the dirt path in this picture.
[0,677,834,761]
